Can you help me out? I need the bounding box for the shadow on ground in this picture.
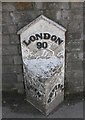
[2,91,84,118]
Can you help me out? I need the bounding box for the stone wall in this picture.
[2,2,84,95]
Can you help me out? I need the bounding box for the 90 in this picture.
[37,42,48,49]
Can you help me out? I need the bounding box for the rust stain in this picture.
[15,2,33,10]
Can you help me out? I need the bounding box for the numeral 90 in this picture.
[37,42,48,49]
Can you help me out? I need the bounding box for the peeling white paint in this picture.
[17,15,66,115]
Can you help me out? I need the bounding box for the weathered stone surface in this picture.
[34,2,43,9]
[2,2,83,97]
[2,73,17,83]
[2,3,16,11]
[66,41,83,52]
[2,12,14,25]
[14,55,23,64]
[71,3,83,9]
[0,11,2,24]
[43,2,70,10]
[66,32,82,41]
[15,2,33,10]
[10,10,43,26]
[2,25,17,34]
[66,70,83,86]
[2,34,10,44]
[66,60,83,71]
[2,65,22,73]
[61,9,70,21]
[66,52,83,63]
[2,56,14,64]
[17,73,24,82]
[0,45,2,55]
[18,15,66,115]
[0,2,2,11]
[2,45,19,55]
[10,34,20,44]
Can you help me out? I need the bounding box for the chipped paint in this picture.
[17,15,66,115]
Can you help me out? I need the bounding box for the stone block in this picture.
[71,3,83,9]
[66,32,82,42]
[2,55,14,64]
[2,83,16,91]
[15,2,33,10]
[68,8,83,33]
[66,60,83,71]
[61,9,70,21]
[0,2,2,11]
[14,55,23,64]
[2,73,17,84]
[2,3,16,11]
[0,45,2,55]
[17,73,24,82]
[15,82,24,93]
[66,52,83,64]
[2,12,14,25]
[2,65,23,73]
[0,35,2,45]
[35,2,43,9]
[0,25,2,34]
[66,70,83,86]
[0,12,2,24]
[2,34,10,45]
[44,10,56,22]
[10,34,20,44]
[43,2,59,10]
[2,25,17,34]
[43,2,69,10]
[2,45,19,55]
[66,41,83,52]
[56,11,62,20]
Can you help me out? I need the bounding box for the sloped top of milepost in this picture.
[17,15,66,35]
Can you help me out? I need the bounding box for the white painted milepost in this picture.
[17,15,66,115]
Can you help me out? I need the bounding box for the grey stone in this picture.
[10,10,42,25]
[0,2,2,11]
[61,10,70,21]
[35,2,43,9]
[17,73,24,82]
[66,52,83,63]
[0,35,2,45]
[15,82,24,93]
[68,9,83,33]
[2,35,10,45]
[59,3,70,10]
[43,3,69,10]
[2,65,23,73]
[56,11,62,20]
[0,45,2,56]
[2,12,14,25]
[2,25,17,34]
[66,32,82,41]
[2,73,17,84]
[71,3,83,9]
[2,56,14,64]
[0,12,2,24]
[8,25,17,34]
[14,55,23,64]
[0,25,2,34]
[2,45,19,55]
[66,41,83,52]
[10,34,20,44]
[66,60,83,71]
[2,3,16,11]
